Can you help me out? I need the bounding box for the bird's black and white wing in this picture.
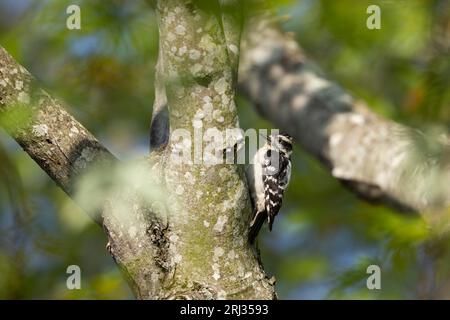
[262,149,291,230]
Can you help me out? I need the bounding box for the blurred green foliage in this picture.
[0,0,449,299]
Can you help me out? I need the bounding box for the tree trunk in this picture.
[1,0,276,300]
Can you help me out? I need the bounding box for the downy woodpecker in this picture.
[246,133,293,243]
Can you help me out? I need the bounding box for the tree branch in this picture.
[149,40,169,151]
[0,45,182,299]
[239,18,450,213]
[0,46,117,222]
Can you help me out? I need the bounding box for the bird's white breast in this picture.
[247,146,267,213]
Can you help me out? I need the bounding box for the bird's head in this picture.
[267,132,293,156]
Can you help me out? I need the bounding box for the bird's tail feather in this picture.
[248,211,266,244]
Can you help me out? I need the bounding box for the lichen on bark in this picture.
[0,46,115,222]
[91,0,277,300]
[149,0,276,299]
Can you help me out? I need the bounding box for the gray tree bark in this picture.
[0,0,276,300]
[0,46,115,224]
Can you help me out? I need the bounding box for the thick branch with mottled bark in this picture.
[0,46,116,222]
[239,19,450,213]
[0,45,163,297]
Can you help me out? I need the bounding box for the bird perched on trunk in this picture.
[246,132,293,243]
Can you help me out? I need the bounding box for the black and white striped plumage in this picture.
[247,133,293,243]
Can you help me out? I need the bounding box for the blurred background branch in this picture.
[239,16,450,215]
